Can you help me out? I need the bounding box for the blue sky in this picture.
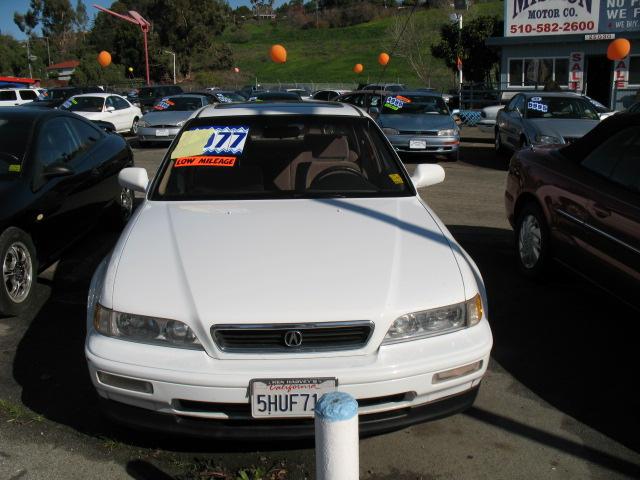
[1,0,257,39]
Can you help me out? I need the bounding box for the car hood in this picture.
[142,110,193,126]
[73,111,107,120]
[378,114,455,131]
[110,197,466,350]
[528,118,599,140]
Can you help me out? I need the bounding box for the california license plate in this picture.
[409,139,427,149]
[156,129,169,137]
[250,378,337,418]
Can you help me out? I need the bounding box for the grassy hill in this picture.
[221,1,503,90]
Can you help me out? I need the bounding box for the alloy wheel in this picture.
[3,241,33,303]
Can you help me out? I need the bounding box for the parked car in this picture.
[0,107,134,316]
[495,92,600,153]
[505,112,640,308]
[284,88,311,99]
[0,88,41,107]
[626,101,640,113]
[85,101,492,437]
[137,94,210,145]
[137,85,183,113]
[339,90,460,160]
[191,90,246,104]
[60,93,142,135]
[311,89,350,101]
[248,91,302,101]
[22,86,104,109]
[478,104,505,134]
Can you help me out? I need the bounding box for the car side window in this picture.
[581,127,640,189]
[36,118,82,167]
[19,90,38,100]
[505,95,520,112]
[514,96,525,114]
[67,117,102,155]
[314,91,329,101]
[339,94,355,104]
[0,91,17,101]
[114,97,130,110]
[105,97,116,110]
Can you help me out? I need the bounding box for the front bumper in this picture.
[99,386,479,440]
[137,126,180,143]
[386,134,460,154]
[85,320,492,437]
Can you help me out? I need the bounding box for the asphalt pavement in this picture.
[0,128,638,479]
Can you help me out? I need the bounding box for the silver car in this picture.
[137,94,211,145]
[495,92,600,152]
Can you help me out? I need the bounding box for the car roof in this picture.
[197,101,363,118]
[521,92,589,99]
[70,93,120,99]
[0,106,75,120]
[0,87,37,91]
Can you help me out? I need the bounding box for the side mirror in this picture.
[119,167,148,193]
[106,106,115,112]
[369,106,380,117]
[43,163,74,179]
[411,164,445,189]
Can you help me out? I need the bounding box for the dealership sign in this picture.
[506,0,640,36]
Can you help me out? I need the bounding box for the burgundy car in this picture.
[505,112,640,308]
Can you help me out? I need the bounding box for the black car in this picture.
[190,90,246,104]
[0,108,134,316]
[137,85,183,112]
[247,91,302,102]
[23,86,104,109]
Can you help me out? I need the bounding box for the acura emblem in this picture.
[284,330,303,347]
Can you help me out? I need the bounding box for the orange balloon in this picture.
[607,38,631,60]
[270,45,287,64]
[353,63,364,74]
[378,52,390,66]
[233,67,240,73]
[97,50,112,68]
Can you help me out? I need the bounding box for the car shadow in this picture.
[448,224,640,454]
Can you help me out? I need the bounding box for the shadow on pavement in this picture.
[450,225,640,456]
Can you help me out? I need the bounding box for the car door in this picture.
[503,95,526,149]
[105,96,125,131]
[579,125,640,284]
[114,96,135,132]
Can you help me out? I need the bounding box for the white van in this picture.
[0,88,40,107]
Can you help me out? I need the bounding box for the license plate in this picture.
[250,378,337,418]
[156,129,169,137]
[409,139,427,149]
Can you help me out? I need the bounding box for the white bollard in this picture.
[314,391,359,480]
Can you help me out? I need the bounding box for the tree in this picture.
[431,16,501,84]
[386,14,435,86]
[74,0,88,32]
[14,0,78,55]
[0,35,27,76]
[70,53,126,86]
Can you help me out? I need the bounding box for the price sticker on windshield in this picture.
[527,101,548,113]
[202,126,249,155]
[384,96,405,111]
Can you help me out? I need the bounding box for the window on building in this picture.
[629,56,640,86]
[508,57,570,87]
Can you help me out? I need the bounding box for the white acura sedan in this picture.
[85,101,493,438]
[61,93,142,134]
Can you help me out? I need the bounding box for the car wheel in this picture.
[107,187,134,230]
[0,227,38,316]
[130,117,139,136]
[515,203,550,278]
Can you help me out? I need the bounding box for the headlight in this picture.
[93,304,202,349]
[437,128,458,136]
[383,293,483,344]
[137,119,148,127]
[382,127,400,135]
[535,134,562,145]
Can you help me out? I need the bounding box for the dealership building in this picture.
[487,0,640,109]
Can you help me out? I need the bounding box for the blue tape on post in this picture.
[315,392,358,422]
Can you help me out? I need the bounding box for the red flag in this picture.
[456,57,463,71]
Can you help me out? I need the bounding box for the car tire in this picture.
[107,187,134,230]
[515,203,550,279]
[130,117,139,136]
[0,227,38,317]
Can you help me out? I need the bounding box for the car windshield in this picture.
[381,94,449,115]
[62,96,104,112]
[525,96,600,120]
[215,92,245,103]
[0,117,32,178]
[154,96,203,111]
[47,89,76,100]
[151,115,412,201]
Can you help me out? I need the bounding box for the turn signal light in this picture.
[432,360,483,384]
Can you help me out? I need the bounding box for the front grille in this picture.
[211,321,374,352]
[398,130,438,136]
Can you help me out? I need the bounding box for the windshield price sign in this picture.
[506,0,599,36]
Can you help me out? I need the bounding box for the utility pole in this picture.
[458,14,463,107]
[25,40,33,78]
[164,50,176,84]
